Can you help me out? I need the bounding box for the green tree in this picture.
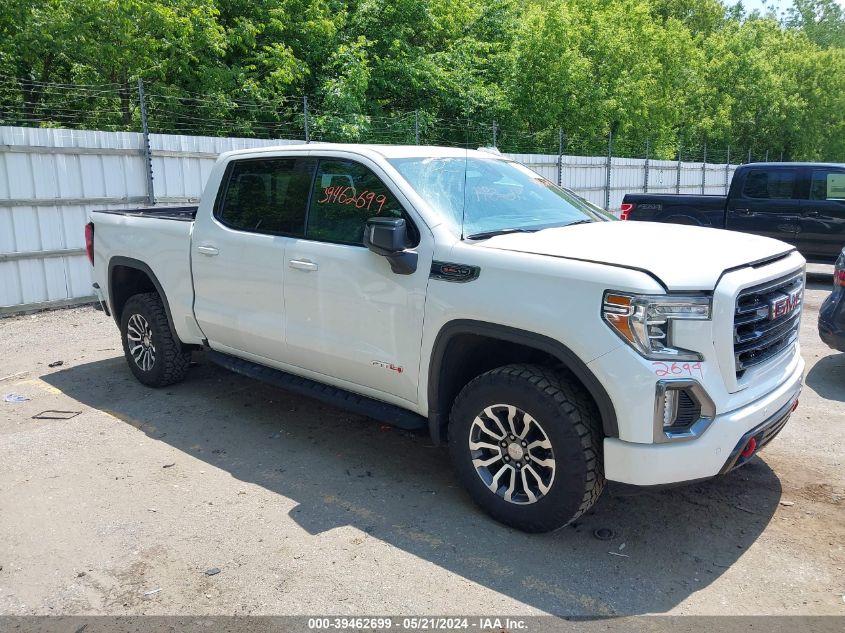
[785,0,845,48]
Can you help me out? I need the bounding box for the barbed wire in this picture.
[0,76,800,164]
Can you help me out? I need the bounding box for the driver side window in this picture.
[811,170,845,201]
[306,159,408,245]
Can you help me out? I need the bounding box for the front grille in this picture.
[734,271,803,378]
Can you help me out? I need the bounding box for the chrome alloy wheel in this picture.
[126,313,156,371]
[468,404,556,505]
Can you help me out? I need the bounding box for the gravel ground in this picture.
[0,277,843,617]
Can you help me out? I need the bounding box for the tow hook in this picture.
[740,437,757,458]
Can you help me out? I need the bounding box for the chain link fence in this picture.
[0,74,773,312]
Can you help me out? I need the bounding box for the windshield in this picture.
[388,156,610,238]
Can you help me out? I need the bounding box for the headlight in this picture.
[601,291,711,361]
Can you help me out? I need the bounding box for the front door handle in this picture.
[803,210,820,218]
[733,208,752,216]
[196,245,219,256]
[289,259,318,271]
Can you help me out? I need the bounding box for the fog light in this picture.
[654,379,716,443]
[662,389,679,427]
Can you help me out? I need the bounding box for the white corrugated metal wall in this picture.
[0,126,739,313]
[0,127,301,313]
[511,154,738,210]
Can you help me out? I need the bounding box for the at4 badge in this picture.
[372,360,403,374]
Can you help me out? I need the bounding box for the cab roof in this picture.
[223,143,505,161]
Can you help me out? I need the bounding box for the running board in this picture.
[206,351,427,431]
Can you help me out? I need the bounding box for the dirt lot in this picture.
[1,277,844,617]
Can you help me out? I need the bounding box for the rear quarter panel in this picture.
[92,212,204,344]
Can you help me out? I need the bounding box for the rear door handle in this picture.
[289,259,318,271]
[196,245,219,256]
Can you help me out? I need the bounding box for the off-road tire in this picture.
[448,363,605,532]
[120,292,191,387]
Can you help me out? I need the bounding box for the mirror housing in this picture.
[364,217,406,255]
[364,217,418,275]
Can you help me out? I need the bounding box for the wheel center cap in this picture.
[507,442,525,461]
[143,336,150,347]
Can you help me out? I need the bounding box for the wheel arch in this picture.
[427,320,618,445]
[662,213,706,227]
[108,256,178,339]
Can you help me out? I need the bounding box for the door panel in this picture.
[799,169,845,262]
[284,240,429,402]
[726,168,801,245]
[192,157,314,360]
[192,228,289,359]
[283,157,430,403]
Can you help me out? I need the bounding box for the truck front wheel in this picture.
[448,364,605,532]
[120,292,191,387]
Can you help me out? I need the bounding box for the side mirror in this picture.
[364,217,418,275]
[364,217,406,255]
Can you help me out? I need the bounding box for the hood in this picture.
[477,221,795,291]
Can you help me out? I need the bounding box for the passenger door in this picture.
[283,156,432,404]
[725,167,802,245]
[192,156,315,360]
[799,167,845,263]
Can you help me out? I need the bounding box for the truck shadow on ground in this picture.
[806,352,845,402]
[44,355,784,616]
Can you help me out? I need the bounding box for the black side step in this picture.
[207,351,427,431]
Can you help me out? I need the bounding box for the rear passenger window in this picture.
[217,158,316,235]
[741,169,797,200]
[306,159,408,245]
[810,170,845,201]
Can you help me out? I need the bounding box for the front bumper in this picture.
[818,291,845,352]
[603,356,804,486]
[819,324,845,353]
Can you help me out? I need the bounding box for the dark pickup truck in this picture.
[621,162,845,264]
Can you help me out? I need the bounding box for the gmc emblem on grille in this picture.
[769,288,802,320]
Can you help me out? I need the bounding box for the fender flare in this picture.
[427,319,618,444]
[107,256,178,338]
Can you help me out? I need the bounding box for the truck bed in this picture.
[93,205,198,221]
[622,194,726,227]
[91,204,197,343]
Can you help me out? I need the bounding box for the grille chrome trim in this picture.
[733,271,803,377]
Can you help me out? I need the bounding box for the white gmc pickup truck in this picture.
[87,144,805,532]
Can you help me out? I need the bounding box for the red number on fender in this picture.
[652,361,703,379]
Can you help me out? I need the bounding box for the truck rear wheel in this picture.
[448,364,605,532]
[120,292,191,387]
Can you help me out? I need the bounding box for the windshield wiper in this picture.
[466,227,538,240]
[562,219,594,227]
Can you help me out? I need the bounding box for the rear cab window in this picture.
[740,168,799,200]
[216,158,316,235]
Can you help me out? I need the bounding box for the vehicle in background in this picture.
[621,163,845,264]
[819,248,845,352]
[87,144,805,532]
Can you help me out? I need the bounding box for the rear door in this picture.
[725,167,802,245]
[191,156,315,360]
[799,167,845,263]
